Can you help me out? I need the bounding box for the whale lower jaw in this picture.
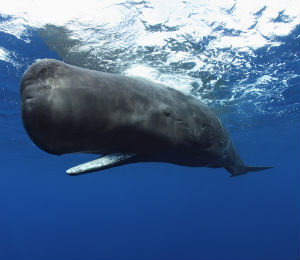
[66,153,136,175]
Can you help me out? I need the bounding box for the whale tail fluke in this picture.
[226,164,273,177]
[245,166,273,173]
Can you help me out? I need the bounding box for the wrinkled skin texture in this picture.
[21,59,269,176]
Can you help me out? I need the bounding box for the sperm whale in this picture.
[20,59,272,176]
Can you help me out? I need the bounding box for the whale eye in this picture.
[164,110,171,117]
[163,107,173,117]
[202,123,208,128]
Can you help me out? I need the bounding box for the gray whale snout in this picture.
[20,59,272,176]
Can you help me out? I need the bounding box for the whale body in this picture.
[20,59,272,176]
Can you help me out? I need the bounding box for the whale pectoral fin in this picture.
[66,153,136,176]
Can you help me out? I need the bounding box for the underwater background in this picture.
[0,1,299,259]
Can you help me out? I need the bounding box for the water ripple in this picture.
[0,0,299,131]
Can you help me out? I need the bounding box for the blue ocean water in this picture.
[0,1,299,259]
